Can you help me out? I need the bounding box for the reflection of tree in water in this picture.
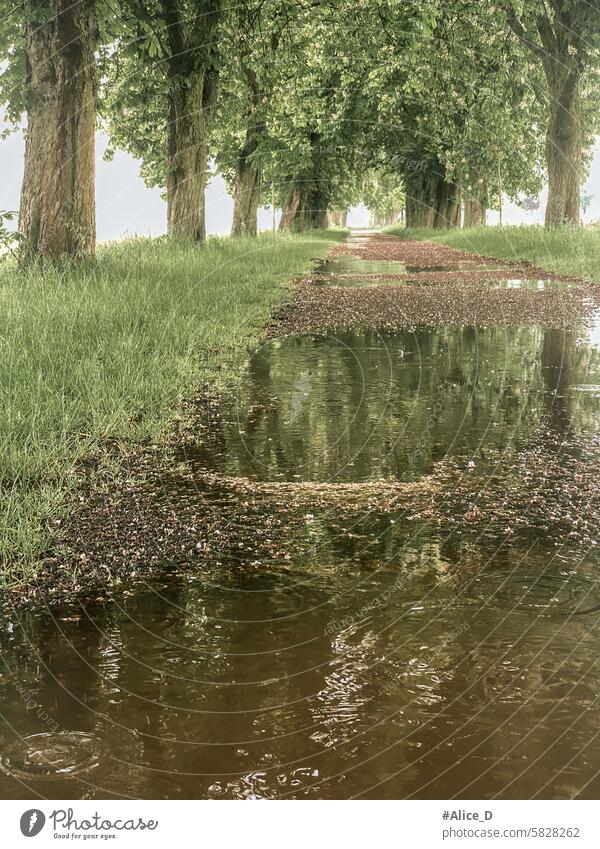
[542,327,577,437]
[542,325,600,439]
[35,609,104,733]
[225,326,551,482]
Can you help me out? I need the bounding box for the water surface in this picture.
[2,322,600,799]
[182,325,600,483]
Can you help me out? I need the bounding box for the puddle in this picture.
[495,278,571,290]
[312,257,551,286]
[3,318,600,799]
[313,258,511,276]
[308,276,568,289]
[404,264,511,273]
[2,526,600,799]
[0,732,104,780]
[314,257,409,275]
[180,325,600,483]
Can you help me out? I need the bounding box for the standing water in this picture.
[2,245,600,799]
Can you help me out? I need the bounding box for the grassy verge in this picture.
[386,225,600,281]
[0,229,346,585]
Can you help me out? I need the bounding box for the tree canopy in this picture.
[1,0,599,259]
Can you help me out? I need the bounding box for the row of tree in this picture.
[1,0,599,263]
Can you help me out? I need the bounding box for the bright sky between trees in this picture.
[2,121,600,240]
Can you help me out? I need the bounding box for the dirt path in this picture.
[271,231,600,336]
[12,230,600,605]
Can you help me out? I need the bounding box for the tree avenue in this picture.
[1,0,599,261]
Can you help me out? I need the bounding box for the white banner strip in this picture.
[1,799,598,847]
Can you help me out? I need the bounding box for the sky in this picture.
[2,124,600,239]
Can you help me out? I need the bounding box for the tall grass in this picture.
[386,225,600,281]
[0,229,346,583]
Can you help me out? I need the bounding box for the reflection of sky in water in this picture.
[503,278,559,290]
[584,309,600,349]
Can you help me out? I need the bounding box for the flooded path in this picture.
[2,231,600,799]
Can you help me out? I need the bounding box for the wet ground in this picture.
[2,231,600,800]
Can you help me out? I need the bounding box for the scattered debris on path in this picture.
[11,231,600,606]
[270,235,600,335]
[270,279,598,335]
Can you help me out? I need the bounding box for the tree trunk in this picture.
[463,196,486,227]
[433,179,461,228]
[279,133,330,232]
[405,158,462,229]
[279,182,311,232]
[306,183,330,229]
[405,166,438,228]
[231,161,261,236]
[405,195,435,227]
[544,68,581,226]
[280,182,330,231]
[19,0,97,263]
[326,208,348,228]
[231,124,263,237]
[166,71,218,241]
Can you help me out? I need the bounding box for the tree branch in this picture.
[502,3,548,60]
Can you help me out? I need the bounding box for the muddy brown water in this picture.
[2,316,600,799]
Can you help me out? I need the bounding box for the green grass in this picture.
[386,225,600,281]
[0,229,346,584]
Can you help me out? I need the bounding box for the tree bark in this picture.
[231,55,264,238]
[326,208,348,228]
[279,182,311,232]
[521,13,583,226]
[231,159,261,236]
[433,179,461,228]
[279,183,330,231]
[166,71,217,241]
[306,182,331,229]
[463,196,486,227]
[19,0,97,263]
[404,165,438,228]
[279,133,330,232]
[405,167,461,229]
[231,123,263,237]
[544,68,581,226]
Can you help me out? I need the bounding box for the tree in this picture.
[210,0,370,236]
[102,1,222,241]
[502,0,600,225]
[1,0,98,262]
[361,170,405,227]
[369,0,546,229]
[211,2,288,237]
[268,1,383,232]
